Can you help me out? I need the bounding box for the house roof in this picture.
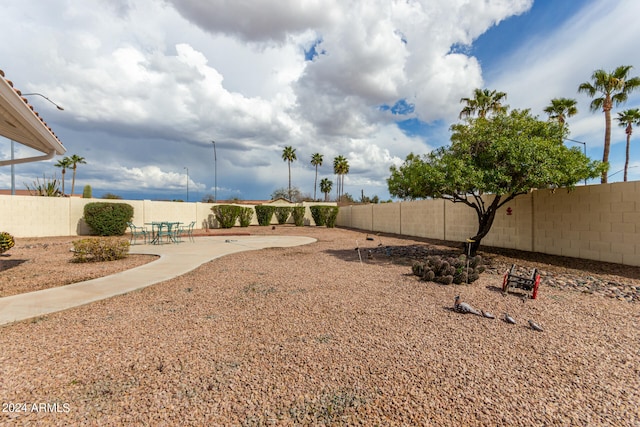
[0,69,66,163]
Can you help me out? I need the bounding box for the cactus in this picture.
[411,253,485,285]
[424,269,435,281]
[412,262,424,277]
[83,185,92,198]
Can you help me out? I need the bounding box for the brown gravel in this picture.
[1,226,639,426]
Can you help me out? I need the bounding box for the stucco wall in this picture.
[0,197,335,238]
[336,181,640,267]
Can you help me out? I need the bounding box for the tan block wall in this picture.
[372,203,401,234]
[0,196,336,238]
[399,199,445,240]
[336,181,640,266]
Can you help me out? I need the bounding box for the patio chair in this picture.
[127,222,148,245]
[179,221,196,242]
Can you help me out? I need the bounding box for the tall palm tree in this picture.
[281,146,297,200]
[459,88,508,119]
[69,154,86,195]
[320,178,332,201]
[310,153,323,201]
[578,65,640,183]
[616,108,640,182]
[54,156,72,195]
[333,155,349,201]
[544,97,578,129]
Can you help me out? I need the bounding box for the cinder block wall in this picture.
[336,181,640,267]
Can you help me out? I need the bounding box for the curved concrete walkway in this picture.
[0,235,316,326]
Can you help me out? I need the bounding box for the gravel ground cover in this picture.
[1,226,639,426]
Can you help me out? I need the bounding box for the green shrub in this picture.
[211,205,242,228]
[71,237,130,262]
[309,205,327,226]
[84,202,134,236]
[239,207,254,227]
[255,205,276,226]
[274,207,292,224]
[292,206,305,226]
[0,232,15,254]
[310,206,339,227]
[325,206,339,228]
[82,185,92,198]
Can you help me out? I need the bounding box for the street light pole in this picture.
[212,140,217,202]
[184,167,189,202]
[21,93,65,110]
[565,138,588,185]
[10,140,15,195]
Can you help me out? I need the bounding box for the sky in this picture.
[1,0,640,202]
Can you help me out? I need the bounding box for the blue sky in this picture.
[1,0,639,201]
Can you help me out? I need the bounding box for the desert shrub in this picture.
[292,206,306,226]
[412,254,484,285]
[84,202,134,236]
[274,207,292,224]
[211,205,242,228]
[309,205,338,227]
[239,207,254,227]
[0,232,15,254]
[325,206,339,228]
[309,205,327,226]
[71,237,129,262]
[255,205,276,226]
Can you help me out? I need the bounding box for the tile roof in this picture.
[0,68,65,156]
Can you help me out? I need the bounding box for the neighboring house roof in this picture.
[0,69,66,166]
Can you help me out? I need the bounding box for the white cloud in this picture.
[2,0,564,200]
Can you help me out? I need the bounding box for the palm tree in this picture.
[544,98,578,129]
[281,146,297,200]
[616,108,640,182]
[310,153,323,201]
[459,88,508,119]
[333,155,349,201]
[578,65,640,183]
[320,178,333,201]
[54,156,72,195]
[69,154,86,195]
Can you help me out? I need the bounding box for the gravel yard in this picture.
[1,226,639,426]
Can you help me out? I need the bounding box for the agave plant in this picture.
[25,175,62,197]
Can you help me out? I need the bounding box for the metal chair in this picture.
[179,221,196,242]
[127,222,148,245]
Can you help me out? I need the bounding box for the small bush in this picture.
[72,237,129,262]
[211,205,242,228]
[84,202,134,236]
[309,206,339,227]
[309,205,337,227]
[274,207,292,224]
[0,232,15,254]
[292,206,305,226]
[255,205,276,226]
[239,207,254,227]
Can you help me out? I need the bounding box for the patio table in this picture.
[146,222,182,244]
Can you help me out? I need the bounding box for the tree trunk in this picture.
[288,162,291,200]
[602,100,612,183]
[624,125,631,182]
[314,166,318,201]
[466,197,500,256]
